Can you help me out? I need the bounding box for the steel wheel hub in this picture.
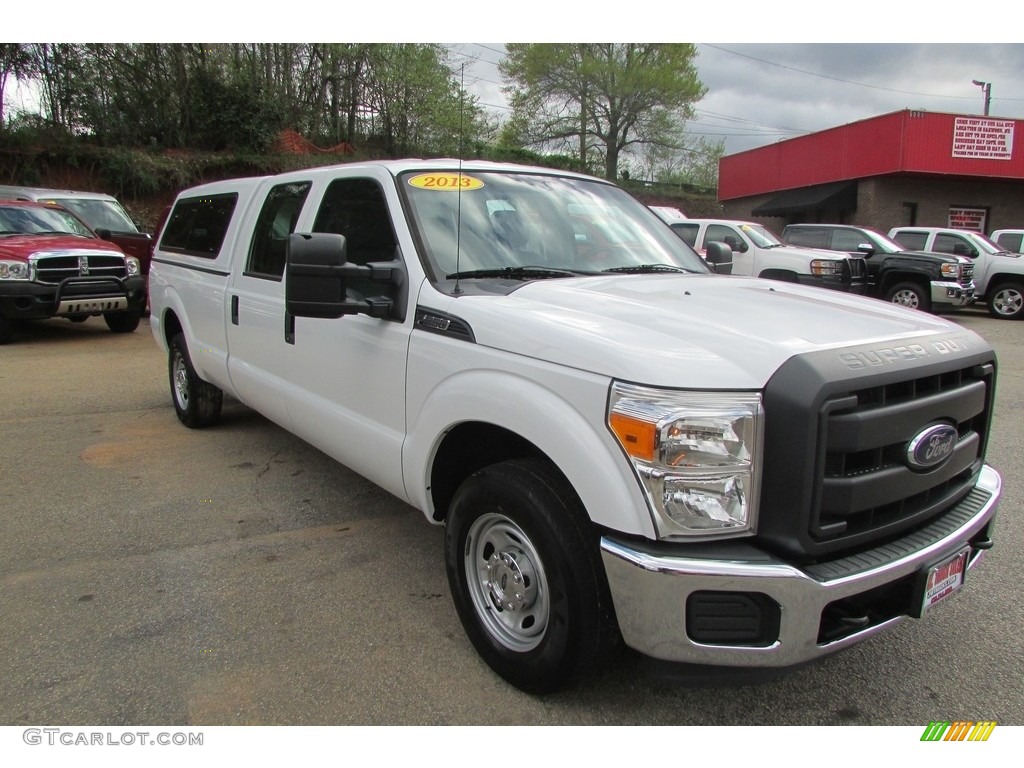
[465,513,549,652]
[173,354,190,408]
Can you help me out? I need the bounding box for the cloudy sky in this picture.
[449,42,1024,157]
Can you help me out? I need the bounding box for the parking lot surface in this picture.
[1,309,1022,726]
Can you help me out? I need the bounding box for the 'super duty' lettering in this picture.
[840,336,971,369]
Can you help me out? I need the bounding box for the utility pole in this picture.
[972,80,992,116]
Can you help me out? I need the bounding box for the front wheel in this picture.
[168,333,223,428]
[105,310,141,333]
[987,282,1024,319]
[884,281,930,312]
[445,459,618,694]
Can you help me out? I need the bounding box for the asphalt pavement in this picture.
[0,308,1021,727]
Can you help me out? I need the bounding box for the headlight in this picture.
[810,259,844,277]
[125,256,141,276]
[940,263,961,279]
[0,260,33,280]
[608,383,763,539]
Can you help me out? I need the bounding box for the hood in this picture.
[439,274,972,389]
[0,233,123,260]
[773,244,850,261]
[899,249,968,264]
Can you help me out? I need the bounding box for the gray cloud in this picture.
[457,43,1024,156]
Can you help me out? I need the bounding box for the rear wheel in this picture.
[445,458,619,694]
[987,282,1024,319]
[884,281,930,312]
[104,310,141,333]
[169,333,223,428]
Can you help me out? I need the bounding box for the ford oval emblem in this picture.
[906,423,958,470]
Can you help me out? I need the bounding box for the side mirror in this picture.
[856,243,876,256]
[95,227,113,241]
[285,232,406,321]
[705,241,733,275]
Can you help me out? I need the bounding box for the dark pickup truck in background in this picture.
[781,223,975,313]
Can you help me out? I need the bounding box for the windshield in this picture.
[0,204,95,237]
[400,170,709,283]
[41,197,139,233]
[960,230,1006,254]
[738,223,783,248]
[867,231,906,254]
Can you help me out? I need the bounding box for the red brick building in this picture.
[718,109,1024,237]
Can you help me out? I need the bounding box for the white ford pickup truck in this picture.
[149,159,1001,693]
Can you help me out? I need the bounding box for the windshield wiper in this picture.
[602,263,696,274]
[446,265,586,280]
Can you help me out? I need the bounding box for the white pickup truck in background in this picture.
[148,159,1001,693]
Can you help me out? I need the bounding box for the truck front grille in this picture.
[961,263,975,286]
[758,337,995,561]
[815,367,989,541]
[33,253,127,284]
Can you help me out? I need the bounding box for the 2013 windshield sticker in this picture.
[408,173,484,191]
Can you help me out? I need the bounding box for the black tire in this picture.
[0,315,12,345]
[104,310,142,333]
[987,282,1024,319]
[168,332,223,428]
[444,458,619,694]
[884,281,930,312]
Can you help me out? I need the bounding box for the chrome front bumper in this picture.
[600,464,1000,668]
[931,280,975,307]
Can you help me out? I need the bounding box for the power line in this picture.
[701,44,1024,102]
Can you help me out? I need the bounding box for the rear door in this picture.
[226,179,313,429]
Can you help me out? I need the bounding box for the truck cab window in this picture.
[160,193,238,258]
[935,234,975,257]
[314,179,398,266]
[246,181,311,279]
[313,177,401,303]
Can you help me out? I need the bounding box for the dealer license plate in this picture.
[921,547,970,614]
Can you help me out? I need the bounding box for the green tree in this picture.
[15,43,486,158]
[363,44,480,157]
[500,43,706,181]
[635,135,725,191]
[0,44,37,129]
